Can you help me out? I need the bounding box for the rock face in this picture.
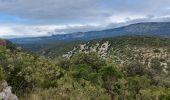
[0,80,18,100]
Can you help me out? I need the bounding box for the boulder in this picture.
[0,80,18,100]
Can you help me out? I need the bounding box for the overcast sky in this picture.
[0,0,170,38]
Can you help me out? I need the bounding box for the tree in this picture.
[57,57,71,70]
[100,66,123,100]
[160,89,170,100]
[0,66,6,81]
[71,52,106,72]
[71,64,91,80]
[151,58,163,73]
[127,75,151,99]
[123,61,147,76]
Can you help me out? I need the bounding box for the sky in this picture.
[0,0,170,38]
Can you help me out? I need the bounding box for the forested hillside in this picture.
[1,36,170,100]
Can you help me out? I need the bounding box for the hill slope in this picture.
[40,35,170,57]
[40,35,170,78]
[0,39,63,98]
[2,36,170,99]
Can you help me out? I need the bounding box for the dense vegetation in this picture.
[1,36,170,100]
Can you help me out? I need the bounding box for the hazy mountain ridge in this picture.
[10,22,170,44]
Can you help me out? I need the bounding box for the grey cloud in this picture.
[107,16,170,29]
[1,0,170,37]
[0,0,105,24]
[1,0,170,24]
[52,25,106,34]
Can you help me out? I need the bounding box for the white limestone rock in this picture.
[0,80,18,100]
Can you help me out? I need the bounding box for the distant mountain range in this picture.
[10,22,170,44]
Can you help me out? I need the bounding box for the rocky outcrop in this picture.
[0,40,6,47]
[0,80,18,100]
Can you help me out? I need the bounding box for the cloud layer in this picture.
[0,0,170,38]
